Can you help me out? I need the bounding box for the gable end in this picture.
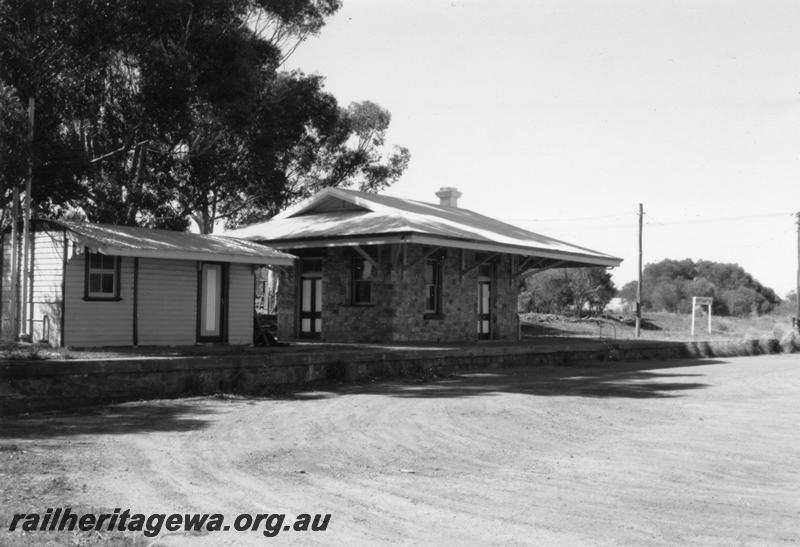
[289,195,371,217]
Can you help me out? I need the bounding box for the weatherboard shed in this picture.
[0,220,295,347]
[227,187,623,343]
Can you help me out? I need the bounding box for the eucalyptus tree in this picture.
[0,0,409,232]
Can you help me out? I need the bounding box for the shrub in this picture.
[757,336,780,354]
[779,331,799,353]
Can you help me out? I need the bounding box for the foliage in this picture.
[0,0,409,232]
[519,267,617,315]
[619,258,780,317]
[775,290,797,316]
[521,309,798,347]
[0,82,27,226]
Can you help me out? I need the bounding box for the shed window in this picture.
[351,258,373,305]
[85,251,120,300]
[424,257,443,314]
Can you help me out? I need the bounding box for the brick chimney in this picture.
[435,187,462,208]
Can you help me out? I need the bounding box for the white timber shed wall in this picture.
[0,230,67,345]
[64,252,135,347]
[137,258,197,346]
[30,230,66,345]
[228,263,255,345]
[2,228,263,347]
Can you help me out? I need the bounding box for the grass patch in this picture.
[0,341,295,362]
[0,341,74,361]
[521,310,797,343]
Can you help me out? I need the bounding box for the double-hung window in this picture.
[424,257,443,315]
[351,258,373,305]
[85,251,120,300]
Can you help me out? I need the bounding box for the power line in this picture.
[646,211,794,227]
[499,211,634,222]
[509,211,794,231]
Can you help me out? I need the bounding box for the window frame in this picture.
[83,249,122,301]
[423,255,444,317]
[351,257,373,305]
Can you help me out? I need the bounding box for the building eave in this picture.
[46,219,297,266]
[252,232,622,268]
[84,245,296,265]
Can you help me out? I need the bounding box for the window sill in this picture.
[423,313,445,320]
[82,296,123,302]
[342,303,375,308]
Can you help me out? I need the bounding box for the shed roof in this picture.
[43,220,295,265]
[226,188,622,268]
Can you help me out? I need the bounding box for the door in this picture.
[300,276,322,338]
[478,274,491,340]
[198,263,226,342]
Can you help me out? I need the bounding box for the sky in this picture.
[285,0,800,296]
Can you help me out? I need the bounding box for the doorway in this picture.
[478,264,492,340]
[198,262,227,343]
[299,259,323,338]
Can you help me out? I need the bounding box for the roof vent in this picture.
[435,187,462,208]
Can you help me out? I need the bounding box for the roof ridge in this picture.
[225,189,622,266]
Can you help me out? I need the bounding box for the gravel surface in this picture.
[2,354,799,545]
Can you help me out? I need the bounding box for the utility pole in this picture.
[796,212,800,330]
[635,203,643,337]
[9,187,19,339]
[20,97,34,339]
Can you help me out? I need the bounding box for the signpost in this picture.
[691,296,713,336]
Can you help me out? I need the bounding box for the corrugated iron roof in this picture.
[226,188,622,268]
[47,220,295,265]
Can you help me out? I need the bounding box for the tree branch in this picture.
[88,140,149,164]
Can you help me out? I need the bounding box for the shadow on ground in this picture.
[0,400,224,440]
[347,358,724,400]
[1,359,725,440]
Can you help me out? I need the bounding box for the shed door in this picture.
[198,263,226,342]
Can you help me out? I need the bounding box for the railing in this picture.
[27,314,50,344]
[596,319,616,341]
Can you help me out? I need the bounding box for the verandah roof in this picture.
[43,220,295,265]
[226,188,622,268]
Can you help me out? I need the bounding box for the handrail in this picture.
[596,319,616,341]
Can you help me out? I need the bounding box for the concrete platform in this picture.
[0,337,789,415]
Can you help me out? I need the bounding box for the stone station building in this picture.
[229,188,622,343]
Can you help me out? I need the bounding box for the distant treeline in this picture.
[619,259,780,317]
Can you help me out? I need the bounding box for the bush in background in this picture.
[619,258,781,317]
[519,267,616,316]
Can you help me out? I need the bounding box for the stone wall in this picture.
[275,266,296,341]
[389,245,484,342]
[276,244,520,343]
[321,247,395,342]
[9,337,781,415]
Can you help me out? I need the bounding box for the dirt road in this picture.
[3,354,799,545]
